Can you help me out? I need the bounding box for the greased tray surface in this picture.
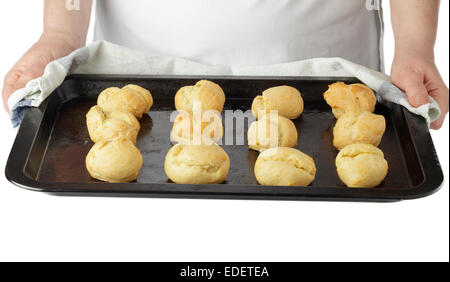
[5,75,443,201]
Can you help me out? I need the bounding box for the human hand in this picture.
[2,32,79,113]
[391,47,449,129]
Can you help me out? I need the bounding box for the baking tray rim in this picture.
[4,74,444,201]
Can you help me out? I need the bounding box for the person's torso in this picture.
[95,0,383,70]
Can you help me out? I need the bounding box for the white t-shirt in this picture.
[94,0,383,70]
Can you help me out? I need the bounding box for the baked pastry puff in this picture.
[164,144,230,184]
[333,111,386,150]
[247,114,298,152]
[97,84,153,118]
[251,86,304,119]
[335,143,388,188]
[86,137,143,183]
[86,105,140,144]
[170,111,223,145]
[324,82,377,119]
[175,80,226,113]
[254,147,317,186]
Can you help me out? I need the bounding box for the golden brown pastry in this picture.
[86,137,143,183]
[174,80,225,113]
[86,105,140,144]
[335,143,388,188]
[254,147,316,186]
[251,86,304,119]
[324,82,377,119]
[164,144,230,184]
[97,84,153,118]
[247,114,298,152]
[333,111,386,150]
[170,111,223,145]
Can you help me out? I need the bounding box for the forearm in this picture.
[390,0,440,60]
[43,0,93,49]
[389,0,448,129]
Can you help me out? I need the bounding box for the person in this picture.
[2,0,448,129]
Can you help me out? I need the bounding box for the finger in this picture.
[15,61,46,87]
[428,75,449,130]
[2,68,24,114]
[402,71,430,107]
[430,114,447,130]
[2,84,24,115]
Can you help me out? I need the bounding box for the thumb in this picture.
[2,63,46,113]
[398,71,430,108]
[2,69,25,114]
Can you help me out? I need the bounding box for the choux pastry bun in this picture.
[252,86,304,119]
[97,84,153,118]
[170,111,223,145]
[247,114,298,152]
[333,111,386,150]
[254,147,317,186]
[175,80,226,113]
[335,143,388,188]
[86,105,140,144]
[324,82,377,119]
[164,144,230,184]
[86,137,143,183]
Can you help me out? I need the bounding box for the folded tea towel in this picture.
[9,40,440,127]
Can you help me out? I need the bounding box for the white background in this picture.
[0,1,448,262]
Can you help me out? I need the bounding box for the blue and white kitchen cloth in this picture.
[9,40,440,128]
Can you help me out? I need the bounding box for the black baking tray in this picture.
[5,75,444,201]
